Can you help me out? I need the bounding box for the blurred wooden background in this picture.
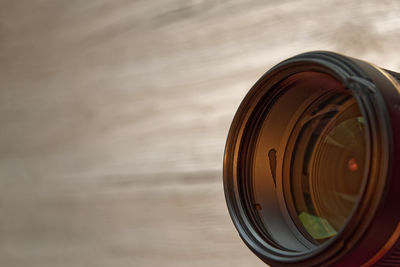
[0,1,400,266]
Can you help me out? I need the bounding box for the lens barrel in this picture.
[223,51,400,266]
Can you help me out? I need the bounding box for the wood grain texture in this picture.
[0,1,400,266]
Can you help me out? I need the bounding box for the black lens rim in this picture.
[223,51,398,266]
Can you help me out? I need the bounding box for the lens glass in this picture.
[289,88,367,243]
[249,72,368,248]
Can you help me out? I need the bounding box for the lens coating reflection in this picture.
[291,94,367,243]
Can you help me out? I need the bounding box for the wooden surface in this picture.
[0,1,400,266]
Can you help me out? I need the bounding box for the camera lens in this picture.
[223,52,400,266]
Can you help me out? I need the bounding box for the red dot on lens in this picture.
[348,158,358,171]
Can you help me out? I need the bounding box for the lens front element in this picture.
[290,95,367,243]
